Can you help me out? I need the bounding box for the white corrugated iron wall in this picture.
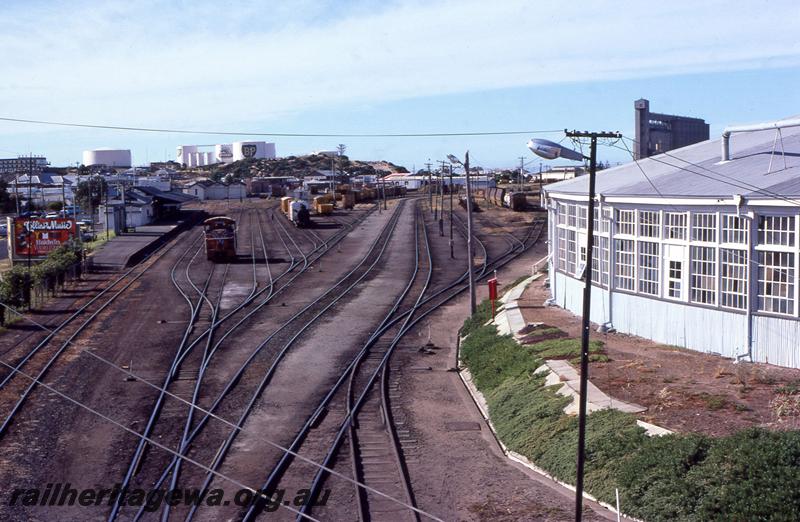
[554,272,750,362]
[752,316,800,368]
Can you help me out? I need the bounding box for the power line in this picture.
[602,137,800,208]
[0,356,320,521]
[606,138,790,279]
[0,116,562,139]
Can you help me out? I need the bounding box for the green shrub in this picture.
[460,299,493,337]
[527,338,604,359]
[615,433,710,521]
[459,305,800,521]
[460,324,541,392]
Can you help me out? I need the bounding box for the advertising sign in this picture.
[11,218,77,259]
[241,144,257,158]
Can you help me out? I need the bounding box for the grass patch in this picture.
[460,306,800,521]
[527,338,604,360]
[83,230,116,252]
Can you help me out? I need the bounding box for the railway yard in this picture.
[0,196,606,521]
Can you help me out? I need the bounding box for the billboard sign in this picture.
[10,217,77,259]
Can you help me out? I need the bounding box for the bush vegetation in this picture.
[460,299,800,521]
[0,243,83,324]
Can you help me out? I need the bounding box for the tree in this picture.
[0,180,18,213]
[74,177,107,210]
[47,201,63,211]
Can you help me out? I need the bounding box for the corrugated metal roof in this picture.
[544,122,800,199]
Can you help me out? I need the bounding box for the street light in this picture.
[529,131,620,522]
[447,152,476,315]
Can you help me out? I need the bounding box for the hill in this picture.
[198,154,408,181]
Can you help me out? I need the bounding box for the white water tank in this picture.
[177,145,198,165]
[83,148,132,167]
[232,141,276,161]
[215,144,233,163]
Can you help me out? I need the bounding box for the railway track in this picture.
[0,197,545,522]
[0,221,210,438]
[108,202,382,520]
[243,205,546,521]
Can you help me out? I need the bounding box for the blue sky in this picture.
[1,0,800,170]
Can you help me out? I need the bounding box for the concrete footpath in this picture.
[458,276,658,521]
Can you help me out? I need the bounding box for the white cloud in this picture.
[0,0,799,132]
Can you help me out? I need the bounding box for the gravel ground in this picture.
[389,204,613,522]
[0,199,619,522]
[519,278,800,437]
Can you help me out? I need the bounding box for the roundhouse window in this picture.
[592,235,610,287]
[664,212,686,241]
[668,261,682,299]
[757,251,795,315]
[616,209,635,236]
[720,249,748,310]
[758,215,795,247]
[557,228,567,271]
[614,239,636,291]
[721,214,749,245]
[639,210,660,238]
[638,241,660,295]
[691,213,717,243]
[690,246,717,305]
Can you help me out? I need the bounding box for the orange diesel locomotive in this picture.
[203,216,237,261]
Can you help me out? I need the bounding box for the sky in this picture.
[1,0,800,170]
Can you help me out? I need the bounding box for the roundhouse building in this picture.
[543,119,800,368]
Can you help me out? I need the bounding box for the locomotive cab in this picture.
[203,216,237,261]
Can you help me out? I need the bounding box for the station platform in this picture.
[88,216,201,270]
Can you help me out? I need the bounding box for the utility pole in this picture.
[337,144,346,208]
[449,165,454,258]
[425,161,433,212]
[464,152,476,315]
[438,160,448,236]
[538,161,543,207]
[566,130,621,522]
[14,167,20,215]
[105,178,110,240]
[26,154,32,307]
[518,156,525,193]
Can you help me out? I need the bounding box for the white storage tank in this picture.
[215,144,233,163]
[83,148,132,167]
[232,141,276,161]
[177,145,198,165]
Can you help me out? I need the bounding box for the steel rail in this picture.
[0,228,208,437]
[293,215,544,521]
[179,201,409,521]
[106,240,218,521]
[125,203,382,521]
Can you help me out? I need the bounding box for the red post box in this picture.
[488,277,498,318]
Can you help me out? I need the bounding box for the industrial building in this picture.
[543,117,800,369]
[83,149,132,168]
[176,141,276,167]
[634,99,709,159]
[0,156,48,175]
[183,179,247,200]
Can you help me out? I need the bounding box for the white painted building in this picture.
[177,141,276,167]
[543,117,800,369]
[183,179,247,200]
